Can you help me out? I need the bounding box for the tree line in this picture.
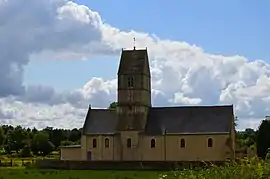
[0,100,270,159]
[228,119,270,159]
[0,122,270,159]
[0,101,118,158]
[0,125,81,157]
[0,123,267,159]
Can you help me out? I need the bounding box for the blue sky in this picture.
[24,0,269,91]
[1,0,270,129]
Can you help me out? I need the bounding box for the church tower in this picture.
[116,47,151,131]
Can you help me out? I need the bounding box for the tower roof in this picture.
[117,48,149,75]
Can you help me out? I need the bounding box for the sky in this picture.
[0,0,269,130]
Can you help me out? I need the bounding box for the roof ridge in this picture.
[151,105,233,109]
[91,108,115,111]
[122,48,147,51]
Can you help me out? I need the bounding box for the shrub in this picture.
[20,145,33,158]
[164,157,270,179]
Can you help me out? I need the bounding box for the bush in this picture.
[163,157,270,179]
[20,145,33,158]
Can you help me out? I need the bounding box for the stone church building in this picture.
[60,48,236,161]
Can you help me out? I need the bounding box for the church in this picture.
[60,47,236,162]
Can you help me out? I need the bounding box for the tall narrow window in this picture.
[151,139,156,148]
[105,138,109,148]
[128,77,134,87]
[92,138,97,148]
[208,138,213,148]
[180,138,185,148]
[127,138,132,148]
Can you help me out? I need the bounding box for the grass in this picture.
[1,169,160,179]
[0,158,270,179]
[0,157,36,167]
[0,151,59,167]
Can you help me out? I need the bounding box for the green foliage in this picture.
[4,126,29,153]
[236,128,257,153]
[257,120,270,159]
[20,144,33,158]
[61,140,78,146]
[0,118,266,161]
[170,157,270,179]
[265,152,270,161]
[108,102,118,110]
[0,124,81,157]
[0,126,5,146]
[68,128,81,142]
[249,144,257,152]
[31,132,55,156]
[1,158,270,179]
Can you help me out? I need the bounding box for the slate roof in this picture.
[117,49,148,75]
[145,105,233,135]
[82,108,118,135]
[82,105,234,135]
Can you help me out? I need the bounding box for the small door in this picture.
[87,151,92,160]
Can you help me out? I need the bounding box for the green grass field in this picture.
[1,169,161,179]
[1,158,270,179]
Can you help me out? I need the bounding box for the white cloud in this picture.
[0,97,86,129]
[170,93,202,105]
[0,0,113,97]
[0,0,268,130]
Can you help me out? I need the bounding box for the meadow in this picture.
[1,158,270,179]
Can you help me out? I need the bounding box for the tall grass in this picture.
[162,157,270,179]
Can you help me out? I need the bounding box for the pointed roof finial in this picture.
[133,37,136,50]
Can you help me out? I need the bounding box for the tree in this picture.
[40,141,55,156]
[20,144,32,157]
[50,129,67,148]
[31,132,54,156]
[1,125,14,135]
[4,126,28,153]
[68,128,81,142]
[0,124,83,156]
[61,140,77,146]
[0,126,5,147]
[108,102,118,110]
[256,119,270,159]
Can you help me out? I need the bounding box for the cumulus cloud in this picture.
[0,0,113,97]
[0,97,87,129]
[17,77,116,109]
[0,0,269,130]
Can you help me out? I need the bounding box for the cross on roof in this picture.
[133,37,136,50]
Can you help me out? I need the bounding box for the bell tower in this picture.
[116,47,151,131]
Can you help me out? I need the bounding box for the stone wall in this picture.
[35,159,225,170]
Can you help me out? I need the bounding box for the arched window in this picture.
[208,138,213,148]
[105,138,109,148]
[127,138,132,148]
[92,138,97,148]
[151,139,156,148]
[180,138,185,148]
